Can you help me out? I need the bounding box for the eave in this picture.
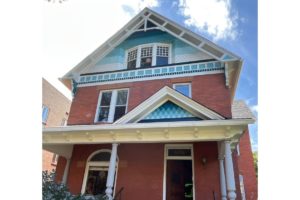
[43,119,254,145]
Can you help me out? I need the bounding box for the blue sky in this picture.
[43,0,258,151]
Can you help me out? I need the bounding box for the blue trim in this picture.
[78,61,224,85]
[139,117,201,123]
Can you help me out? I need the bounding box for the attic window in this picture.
[126,43,171,69]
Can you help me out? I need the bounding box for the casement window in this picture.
[42,105,49,124]
[173,83,191,98]
[126,43,171,69]
[95,89,129,123]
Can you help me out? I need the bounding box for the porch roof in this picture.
[43,118,254,145]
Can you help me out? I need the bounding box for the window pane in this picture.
[157,46,169,57]
[116,90,128,105]
[168,149,191,157]
[175,84,190,97]
[127,60,136,69]
[85,170,108,196]
[127,49,137,69]
[90,152,111,161]
[100,92,112,106]
[42,106,49,123]
[141,57,152,68]
[156,56,168,66]
[98,107,110,122]
[114,106,126,121]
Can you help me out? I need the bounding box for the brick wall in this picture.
[42,78,71,171]
[55,142,223,199]
[238,129,258,200]
[68,73,231,125]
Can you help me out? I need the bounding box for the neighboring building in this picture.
[43,8,257,200]
[42,78,71,171]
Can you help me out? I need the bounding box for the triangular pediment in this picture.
[114,86,224,124]
[139,101,201,122]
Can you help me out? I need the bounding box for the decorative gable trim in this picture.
[62,7,241,81]
[114,86,225,124]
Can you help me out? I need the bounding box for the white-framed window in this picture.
[42,105,49,124]
[125,43,171,69]
[173,83,192,98]
[81,150,118,197]
[95,89,129,123]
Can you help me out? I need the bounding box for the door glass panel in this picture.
[85,170,108,197]
[168,149,191,157]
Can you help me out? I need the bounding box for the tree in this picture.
[253,151,258,178]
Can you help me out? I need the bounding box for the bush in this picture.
[42,170,104,200]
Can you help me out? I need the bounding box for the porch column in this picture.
[105,143,118,200]
[224,140,236,200]
[62,158,71,185]
[219,157,227,200]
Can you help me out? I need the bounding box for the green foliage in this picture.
[253,151,258,178]
[42,170,89,200]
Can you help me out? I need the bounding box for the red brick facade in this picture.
[53,74,257,199]
[56,142,227,199]
[68,74,232,125]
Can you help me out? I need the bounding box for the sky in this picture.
[43,0,258,151]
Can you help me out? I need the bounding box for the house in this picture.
[43,8,257,200]
[42,78,71,171]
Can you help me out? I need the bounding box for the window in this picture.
[126,43,171,69]
[95,89,129,123]
[81,150,118,197]
[173,83,191,97]
[42,105,49,124]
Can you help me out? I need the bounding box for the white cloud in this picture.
[250,104,258,114]
[43,0,158,99]
[178,0,239,41]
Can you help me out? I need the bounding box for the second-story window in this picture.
[126,43,170,69]
[95,89,129,123]
[173,83,191,98]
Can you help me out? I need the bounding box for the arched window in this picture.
[81,150,118,198]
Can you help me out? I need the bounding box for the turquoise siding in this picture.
[144,101,196,120]
[95,30,203,66]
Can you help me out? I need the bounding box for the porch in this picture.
[43,119,252,200]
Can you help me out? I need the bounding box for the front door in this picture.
[165,145,193,200]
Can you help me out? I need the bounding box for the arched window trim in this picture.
[81,149,119,196]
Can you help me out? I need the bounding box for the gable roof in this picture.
[61,7,241,82]
[114,86,225,124]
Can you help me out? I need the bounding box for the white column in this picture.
[219,157,227,200]
[105,143,118,200]
[62,158,71,185]
[224,140,237,200]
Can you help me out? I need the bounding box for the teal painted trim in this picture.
[222,54,234,60]
[78,61,224,85]
[143,101,196,120]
